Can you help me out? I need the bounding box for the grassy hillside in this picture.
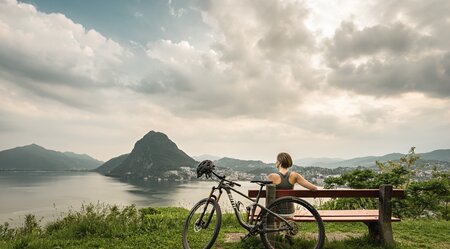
[0,205,448,249]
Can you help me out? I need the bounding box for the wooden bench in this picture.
[248,184,405,247]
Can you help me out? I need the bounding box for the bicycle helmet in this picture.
[197,160,215,178]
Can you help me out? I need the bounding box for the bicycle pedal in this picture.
[240,233,253,241]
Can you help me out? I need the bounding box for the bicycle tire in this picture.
[182,198,222,249]
[259,197,325,249]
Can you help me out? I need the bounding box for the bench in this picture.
[248,184,405,247]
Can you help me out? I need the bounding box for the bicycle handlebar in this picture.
[211,171,241,187]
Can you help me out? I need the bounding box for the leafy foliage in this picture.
[322,147,449,219]
[0,206,449,248]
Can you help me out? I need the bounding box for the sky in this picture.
[0,0,449,163]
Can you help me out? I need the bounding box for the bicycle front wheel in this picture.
[182,198,222,249]
[260,197,325,249]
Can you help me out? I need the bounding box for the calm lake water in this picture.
[0,171,324,226]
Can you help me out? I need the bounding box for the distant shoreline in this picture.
[0,169,93,172]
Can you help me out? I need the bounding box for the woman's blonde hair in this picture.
[277,152,293,169]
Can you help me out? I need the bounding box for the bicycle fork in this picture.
[196,187,222,229]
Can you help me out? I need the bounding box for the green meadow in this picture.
[0,205,448,249]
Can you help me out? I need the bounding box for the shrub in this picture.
[321,147,450,219]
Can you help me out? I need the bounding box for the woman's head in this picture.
[276,152,293,169]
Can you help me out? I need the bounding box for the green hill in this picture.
[420,149,450,161]
[95,153,129,174]
[102,131,197,178]
[0,144,103,171]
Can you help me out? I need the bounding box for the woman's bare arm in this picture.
[267,173,279,185]
[295,173,318,190]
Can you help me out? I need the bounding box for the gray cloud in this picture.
[0,48,92,88]
[0,0,126,109]
[255,0,315,62]
[328,53,450,98]
[373,0,450,30]
[1,0,449,162]
[136,68,192,94]
[325,21,432,66]
[323,0,450,98]
[132,0,321,118]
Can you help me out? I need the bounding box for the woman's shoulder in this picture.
[289,171,302,178]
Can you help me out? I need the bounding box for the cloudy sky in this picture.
[0,0,449,162]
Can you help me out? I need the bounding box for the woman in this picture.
[267,152,317,216]
[268,152,317,191]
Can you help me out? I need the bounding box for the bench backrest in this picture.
[248,188,405,198]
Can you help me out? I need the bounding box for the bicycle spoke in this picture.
[182,198,222,249]
[260,197,325,249]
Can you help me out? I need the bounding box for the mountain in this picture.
[95,153,129,174]
[214,157,275,174]
[0,144,103,171]
[311,150,450,168]
[294,157,344,167]
[217,149,450,171]
[102,131,197,178]
[193,154,221,161]
[419,149,450,162]
[316,153,403,168]
[63,152,104,169]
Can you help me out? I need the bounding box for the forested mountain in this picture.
[95,153,129,174]
[0,144,103,171]
[300,150,450,168]
[193,154,221,161]
[294,157,344,167]
[98,131,197,178]
[419,149,450,162]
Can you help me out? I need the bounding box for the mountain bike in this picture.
[182,171,325,249]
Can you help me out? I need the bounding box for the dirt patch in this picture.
[326,232,364,241]
[224,231,364,243]
[223,231,364,244]
[224,233,246,243]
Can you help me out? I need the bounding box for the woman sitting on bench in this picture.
[267,152,318,216]
[268,152,318,191]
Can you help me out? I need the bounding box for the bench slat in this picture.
[248,209,401,222]
[317,210,379,217]
[293,216,401,222]
[248,189,405,198]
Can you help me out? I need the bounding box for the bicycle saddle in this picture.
[250,180,273,185]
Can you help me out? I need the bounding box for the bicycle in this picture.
[182,165,325,249]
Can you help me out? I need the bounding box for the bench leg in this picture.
[379,185,395,247]
[366,185,395,247]
[366,222,380,243]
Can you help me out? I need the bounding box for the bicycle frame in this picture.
[199,176,295,235]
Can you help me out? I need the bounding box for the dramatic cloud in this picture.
[0,0,126,107]
[135,0,323,118]
[324,1,450,98]
[0,0,449,161]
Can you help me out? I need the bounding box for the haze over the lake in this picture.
[0,0,449,162]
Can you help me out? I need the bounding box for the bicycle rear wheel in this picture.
[260,197,325,249]
[182,198,222,249]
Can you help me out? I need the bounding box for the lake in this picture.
[0,171,325,226]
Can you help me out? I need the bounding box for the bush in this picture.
[321,147,450,219]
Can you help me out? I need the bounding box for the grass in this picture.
[0,204,449,249]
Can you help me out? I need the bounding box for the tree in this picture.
[322,147,450,219]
